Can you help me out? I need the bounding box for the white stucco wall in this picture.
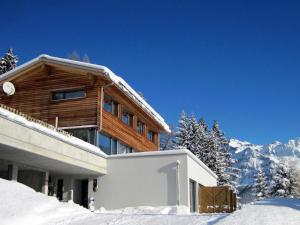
[90,150,217,210]
[187,155,218,187]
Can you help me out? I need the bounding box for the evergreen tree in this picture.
[193,118,209,162]
[69,50,80,61]
[187,114,198,153]
[269,160,292,197]
[0,48,18,75]
[175,111,190,149]
[211,121,239,190]
[82,53,90,63]
[290,164,300,198]
[160,125,176,150]
[254,167,267,199]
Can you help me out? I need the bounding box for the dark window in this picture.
[122,109,133,127]
[148,130,155,142]
[189,179,197,212]
[65,128,96,145]
[137,120,144,135]
[103,94,118,116]
[52,89,85,101]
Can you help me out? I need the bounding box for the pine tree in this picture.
[160,124,176,150]
[69,50,80,61]
[82,53,90,63]
[269,160,292,197]
[290,164,300,198]
[193,118,209,162]
[187,114,198,153]
[0,48,18,75]
[211,121,239,191]
[254,167,267,199]
[175,111,190,149]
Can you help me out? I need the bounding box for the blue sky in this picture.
[1,0,300,144]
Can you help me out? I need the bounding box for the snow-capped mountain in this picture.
[229,137,300,203]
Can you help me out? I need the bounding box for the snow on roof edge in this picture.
[0,107,107,158]
[108,149,218,179]
[0,55,170,132]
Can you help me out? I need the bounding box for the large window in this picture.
[65,128,96,145]
[122,109,133,127]
[103,94,118,117]
[137,120,144,135]
[98,132,134,155]
[98,133,118,155]
[52,89,86,101]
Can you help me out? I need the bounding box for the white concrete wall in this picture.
[90,150,218,210]
[0,115,107,175]
[90,153,188,210]
[187,156,217,187]
[186,154,218,210]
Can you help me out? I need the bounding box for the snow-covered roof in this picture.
[0,55,170,132]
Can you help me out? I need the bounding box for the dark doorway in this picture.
[57,179,64,201]
[73,179,89,208]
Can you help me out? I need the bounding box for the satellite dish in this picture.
[3,82,15,96]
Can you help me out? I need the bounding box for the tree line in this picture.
[161,111,239,190]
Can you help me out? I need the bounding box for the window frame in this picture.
[122,108,133,127]
[103,94,119,117]
[147,130,155,143]
[137,120,144,135]
[51,88,86,101]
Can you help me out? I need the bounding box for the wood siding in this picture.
[0,63,161,151]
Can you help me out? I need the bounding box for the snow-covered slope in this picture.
[0,179,91,225]
[229,138,300,203]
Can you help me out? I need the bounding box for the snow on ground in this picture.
[0,178,91,225]
[1,178,300,225]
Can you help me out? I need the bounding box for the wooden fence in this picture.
[199,186,237,213]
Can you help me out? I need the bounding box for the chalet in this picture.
[0,55,217,212]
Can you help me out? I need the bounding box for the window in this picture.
[98,132,134,155]
[104,94,118,116]
[137,120,144,135]
[65,128,96,145]
[52,89,85,101]
[189,179,197,212]
[147,130,155,142]
[98,133,118,155]
[118,142,133,154]
[122,109,133,127]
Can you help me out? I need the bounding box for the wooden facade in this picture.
[0,61,164,152]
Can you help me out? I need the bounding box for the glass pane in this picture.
[111,139,118,155]
[112,102,118,116]
[66,128,96,145]
[65,90,85,99]
[52,90,85,100]
[127,147,133,153]
[52,92,64,100]
[104,95,112,113]
[122,113,129,125]
[99,133,111,155]
[118,142,127,154]
[137,121,144,134]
